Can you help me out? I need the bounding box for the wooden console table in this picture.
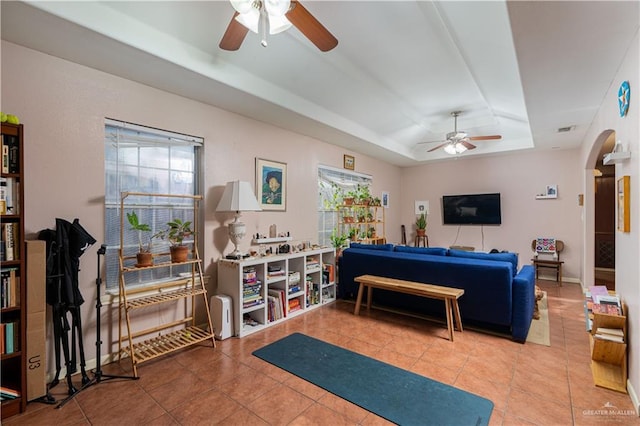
[353,275,464,341]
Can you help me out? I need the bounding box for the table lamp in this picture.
[215,180,262,259]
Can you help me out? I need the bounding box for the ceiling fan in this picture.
[219,0,338,52]
[419,111,502,155]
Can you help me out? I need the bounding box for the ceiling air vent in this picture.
[557,125,575,133]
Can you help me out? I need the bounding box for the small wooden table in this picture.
[354,275,464,341]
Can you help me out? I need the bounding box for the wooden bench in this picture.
[354,275,464,341]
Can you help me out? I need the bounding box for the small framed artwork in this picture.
[382,191,389,208]
[256,158,287,211]
[546,185,558,198]
[343,154,355,170]
[415,200,429,215]
[617,175,630,232]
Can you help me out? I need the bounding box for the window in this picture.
[104,119,203,290]
[317,165,372,246]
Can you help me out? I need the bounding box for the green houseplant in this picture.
[415,212,427,236]
[126,211,154,267]
[154,218,193,263]
[329,230,348,256]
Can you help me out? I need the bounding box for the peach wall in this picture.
[579,31,639,405]
[400,149,583,279]
[0,41,402,373]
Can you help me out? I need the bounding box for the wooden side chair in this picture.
[531,238,565,285]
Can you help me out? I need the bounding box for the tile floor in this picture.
[5,280,639,425]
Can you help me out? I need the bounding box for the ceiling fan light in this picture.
[268,14,292,34]
[264,0,290,16]
[235,8,259,33]
[444,143,457,155]
[230,0,254,14]
[455,142,467,153]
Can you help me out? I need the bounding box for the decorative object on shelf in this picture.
[546,185,557,197]
[216,180,262,259]
[617,175,630,232]
[126,211,153,267]
[618,80,630,117]
[343,154,355,170]
[535,185,558,199]
[414,200,429,215]
[256,158,286,211]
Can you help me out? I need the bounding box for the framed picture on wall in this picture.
[256,158,287,211]
[617,175,630,232]
[382,191,389,208]
[343,154,355,170]
[414,200,429,215]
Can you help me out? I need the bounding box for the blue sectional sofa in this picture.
[339,243,536,342]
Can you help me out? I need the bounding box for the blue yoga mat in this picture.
[253,333,493,426]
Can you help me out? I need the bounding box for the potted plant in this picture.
[343,188,357,206]
[154,218,193,263]
[126,211,154,267]
[348,227,358,241]
[329,230,348,256]
[356,184,372,206]
[416,212,427,236]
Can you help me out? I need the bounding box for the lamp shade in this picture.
[216,180,262,213]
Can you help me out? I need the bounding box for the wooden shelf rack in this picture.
[118,192,215,377]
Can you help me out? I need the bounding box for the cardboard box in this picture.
[25,240,47,401]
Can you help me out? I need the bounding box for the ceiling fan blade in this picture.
[219,12,249,51]
[468,135,502,141]
[461,140,476,150]
[427,141,450,152]
[287,1,338,52]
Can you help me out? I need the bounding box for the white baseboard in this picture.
[628,379,640,416]
[45,352,120,384]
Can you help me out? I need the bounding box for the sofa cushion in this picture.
[348,242,395,251]
[448,249,518,276]
[394,246,448,256]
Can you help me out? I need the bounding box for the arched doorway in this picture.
[591,131,617,290]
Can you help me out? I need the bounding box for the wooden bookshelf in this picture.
[588,304,627,393]
[1,123,26,419]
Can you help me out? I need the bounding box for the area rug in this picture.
[253,332,494,426]
[526,291,551,346]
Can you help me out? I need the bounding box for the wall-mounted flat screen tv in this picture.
[442,193,501,225]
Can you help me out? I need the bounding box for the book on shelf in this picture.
[288,298,301,312]
[1,141,8,174]
[596,327,624,337]
[1,267,20,308]
[323,263,334,283]
[589,285,609,298]
[4,134,20,174]
[0,386,20,399]
[591,303,622,316]
[594,333,624,343]
[0,177,18,215]
[4,320,18,354]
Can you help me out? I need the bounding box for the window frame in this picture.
[317,165,372,246]
[104,119,204,291]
